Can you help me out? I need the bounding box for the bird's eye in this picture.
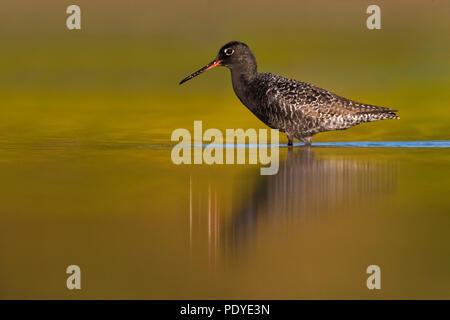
[224,48,234,56]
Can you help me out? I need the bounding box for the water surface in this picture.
[1,140,449,299]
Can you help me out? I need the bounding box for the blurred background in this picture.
[1,0,449,142]
[0,0,449,299]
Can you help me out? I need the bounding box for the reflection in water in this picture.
[228,148,396,253]
[189,178,222,267]
[189,148,397,264]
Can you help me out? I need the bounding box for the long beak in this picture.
[179,59,222,85]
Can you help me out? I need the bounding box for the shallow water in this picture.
[1,140,449,299]
[201,141,450,148]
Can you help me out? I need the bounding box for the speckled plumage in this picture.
[180,41,399,145]
[237,72,399,145]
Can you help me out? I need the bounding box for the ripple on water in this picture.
[197,141,450,148]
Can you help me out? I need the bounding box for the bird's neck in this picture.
[230,63,258,104]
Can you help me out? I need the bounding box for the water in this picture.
[310,141,450,148]
[1,140,449,299]
[201,141,450,148]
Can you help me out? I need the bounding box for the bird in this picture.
[179,41,399,146]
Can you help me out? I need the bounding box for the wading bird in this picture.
[179,41,399,146]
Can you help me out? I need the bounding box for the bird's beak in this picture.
[179,59,222,85]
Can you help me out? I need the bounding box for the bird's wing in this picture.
[266,76,397,119]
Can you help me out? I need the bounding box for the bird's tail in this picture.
[356,109,400,122]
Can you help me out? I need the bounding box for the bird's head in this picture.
[179,41,257,85]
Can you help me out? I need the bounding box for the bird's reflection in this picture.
[188,147,397,264]
[227,147,397,253]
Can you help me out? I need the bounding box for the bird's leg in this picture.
[302,137,312,147]
[286,134,293,147]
